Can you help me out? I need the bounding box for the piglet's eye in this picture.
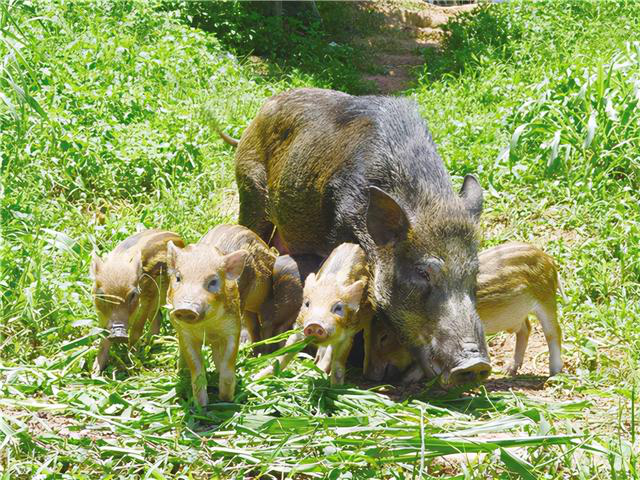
[175,273,181,283]
[128,289,139,304]
[207,276,220,293]
[331,302,345,317]
[303,299,310,308]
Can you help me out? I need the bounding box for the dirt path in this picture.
[358,1,475,94]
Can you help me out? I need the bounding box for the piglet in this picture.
[90,229,184,373]
[256,243,373,385]
[166,224,277,405]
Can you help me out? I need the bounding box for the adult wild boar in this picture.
[233,88,490,386]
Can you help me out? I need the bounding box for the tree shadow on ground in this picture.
[168,1,390,94]
[420,3,523,82]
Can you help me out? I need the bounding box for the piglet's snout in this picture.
[171,302,204,323]
[303,322,328,340]
[109,323,128,344]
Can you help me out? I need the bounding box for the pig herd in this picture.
[90,88,564,406]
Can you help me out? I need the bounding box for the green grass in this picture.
[1,0,639,478]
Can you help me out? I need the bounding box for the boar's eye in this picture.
[206,275,220,293]
[303,299,310,308]
[416,258,443,282]
[415,265,431,281]
[175,272,181,283]
[331,302,345,317]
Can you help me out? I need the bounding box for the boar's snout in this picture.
[303,323,328,341]
[446,358,491,386]
[412,337,491,388]
[109,323,128,344]
[171,303,204,324]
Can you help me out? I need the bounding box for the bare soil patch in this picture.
[357,1,475,93]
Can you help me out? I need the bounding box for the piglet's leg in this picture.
[329,337,354,386]
[129,296,156,347]
[314,346,327,364]
[242,311,261,345]
[535,299,563,376]
[507,318,531,376]
[361,318,373,379]
[93,338,111,374]
[211,334,239,402]
[316,345,333,374]
[151,281,166,336]
[253,332,303,381]
[179,332,208,406]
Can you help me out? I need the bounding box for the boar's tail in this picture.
[218,130,239,147]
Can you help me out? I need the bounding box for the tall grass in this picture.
[1,0,639,477]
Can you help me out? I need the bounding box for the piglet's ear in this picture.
[131,250,143,278]
[166,241,180,270]
[90,253,103,280]
[304,272,317,289]
[342,279,366,311]
[224,249,249,281]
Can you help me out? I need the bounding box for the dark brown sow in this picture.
[234,88,489,387]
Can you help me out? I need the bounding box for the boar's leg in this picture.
[211,336,239,402]
[237,164,273,243]
[93,338,111,374]
[506,318,531,376]
[314,346,327,365]
[178,332,208,406]
[534,299,563,376]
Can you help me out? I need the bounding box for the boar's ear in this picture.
[90,253,103,280]
[224,249,249,281]
[343,279,366,310]
[166,241,180,270]
[459,175,483,221]
[367,186,409,246]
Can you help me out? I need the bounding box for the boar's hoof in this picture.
[303,324,327,340]
[448,360,491,386]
